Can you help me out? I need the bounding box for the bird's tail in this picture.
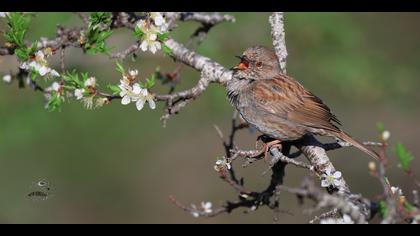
[335,131,380,161]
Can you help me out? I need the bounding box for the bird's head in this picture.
[232,46,281,81]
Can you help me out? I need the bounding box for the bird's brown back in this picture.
[247,74,342,134]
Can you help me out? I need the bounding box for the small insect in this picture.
[27,191,48,198]
[27,179,53,201]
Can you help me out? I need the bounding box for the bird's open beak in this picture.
[232,55,249,71]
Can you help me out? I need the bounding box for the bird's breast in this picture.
[226,78,248,108]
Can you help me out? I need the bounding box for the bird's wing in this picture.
[248,74,342,132]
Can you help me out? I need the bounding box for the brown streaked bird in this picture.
[226,46,379,161]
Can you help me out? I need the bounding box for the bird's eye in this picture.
[256,61,263,68]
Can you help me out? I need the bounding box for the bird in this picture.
[226,45,379,161]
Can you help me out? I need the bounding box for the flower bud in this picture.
[381,130,391,141]
[368,161,377,172]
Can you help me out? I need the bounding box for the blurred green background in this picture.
[0,12,419,224]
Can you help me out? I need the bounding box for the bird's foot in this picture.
[254,138,282,162]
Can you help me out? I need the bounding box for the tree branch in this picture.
[269,12,288,73]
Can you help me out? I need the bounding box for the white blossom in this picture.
[28,61,49,76]
[214,158,232,172]
[321,169,342,188]
[150,12,164,26]
[122,69,139,81]
[2,74,12,83]
[119,81,140,105]
[134,88,156,111]
[35,50,47,61]
[382,130,391,141]
[45,82,62,96]
[201,202,213,214]
[320,214,354,224]
[95,97,109,108]
[136,19,147,32]
[190,204,200,218]
[391,186,403,196]
[119,79,155,111]
[20,51,60,78]
[129,69,138,78]
[51,82,61,92]
[368,161,377,172]
[150,12,169,32]
[84,77,96,88]
[74,89,85,100]
[136,19,164,54]
[189,202,212,218]
[20,50,60,78]
[140,32,161,54]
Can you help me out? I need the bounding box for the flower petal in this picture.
[119,90,127,97]
[202,202,212,209]
[50,69,60,77]
[20,62,29,70]
[333,179,341,187]
[333,171,342,179]
[2,74,12,83]
[136,98,145,111]
[321,180,330,187]
[38,66,49,76]
[150,45,157,54]
[155,42,161,50]
[140,41,148,52]
[51,82,61,92]
[132,83,142,94]
[149,33,157,41]
[147,98,156,110]
[121,96,131,105]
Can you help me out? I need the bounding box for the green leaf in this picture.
[376,122,385,133]
[62,70,84,88]
[404,201,416,212]
[107,84,121,95]
[15,48,28,61]
[395,143,414,172]
[83,14,113,56]
[384,177,390,186]
[379,200,388,218]
[404,201,417,211]
[158,32,170,42]
[88,12,112,29]
[116,62,125,74]
[4,12,34,61]
[162,43,173,56]
[145,74,156,88]
[46,92,63,112]
[134,27,144,39]
[5,12,31,47]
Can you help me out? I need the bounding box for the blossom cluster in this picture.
[190,202,213,218]
[73,76,106,109]
[135,12,169,54]
[20,49,60,78]
[118,69,156,111]
[214,157,232,172]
